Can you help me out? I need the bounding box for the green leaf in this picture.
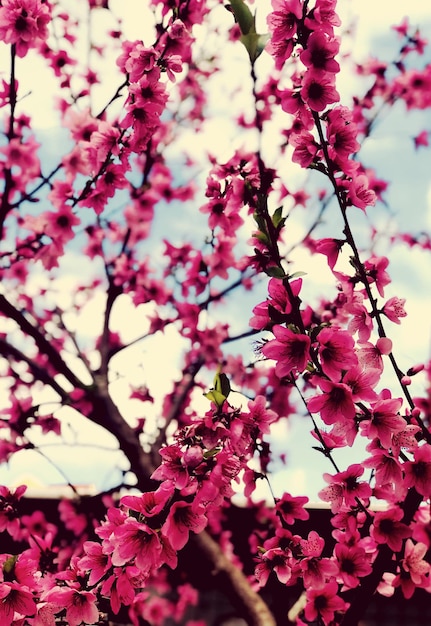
[254,231,269,245]
[228,0,255,35]
[240,32,269,64]
[214,371,231,399]
[287,271,307,279]
[271,206,284,228]
[204,389,227,408]
[265,266,286,278]
[253,210,267,234]
[3,555,18,574]
[203,446,221,459]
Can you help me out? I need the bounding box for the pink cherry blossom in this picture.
[371,508,411,552]
[0,0,51,57]
[316,327,358,381]
[161,501,207,550]
[300,70,340,112]
[334,543,373,588]
[304,579,348,624]
[45,586,99,626]
[403,444,431,497]
[262,325,311,378]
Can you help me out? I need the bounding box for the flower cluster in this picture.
[0,0,430,624]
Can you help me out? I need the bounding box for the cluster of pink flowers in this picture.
[0,0,430,624]
[0,0,51,57]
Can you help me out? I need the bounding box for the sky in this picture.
[0,0,430,502]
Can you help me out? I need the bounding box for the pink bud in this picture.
[376,337,392,355]
[401,375,411,386]
[407,363,425,376]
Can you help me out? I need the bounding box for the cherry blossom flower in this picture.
[359,396,405,449]
[0,0,51,57]
[363,446,404,493]
[300,70,340,112]
[382,296,407,324]
[250,277,302,330]
[0,484,26,539]
[255,547,293,586]
[414,129,429,149]
[299,531,338,588]
[275,493,309,525]
[342,366,379,402]
[315,237,344,270]
[300,31,340,74]
[111,518,162,573]
[402,539,430,585]
[262,325,311,378]
[78,542,111,586]
[316,327,358,381]
[391,424,420,458]
[319,464,372,512]
[326,106,360,162]
[308,378,356,424]
[246,395,278,435]
[304,579,348,624]
[45,586,99,626]
[161,501,207,550]
[346,174,377,210]
[267,0,302,69]
[403,444,431,497]
[371,508,411,552]
[290,130,320,167]
[334,542,372,588]
[0,581,36,622]
[363,255,391,296]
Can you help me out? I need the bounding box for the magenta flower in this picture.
[299,531,338,588]
[403,444,431,497]
[161,501,207,550]
[112,518,162,573]
[300,31,340,74]
[371,507,411,552]
[276,492,309,525]
[266,0,302,68]
[45,586,99,626]
[291,130,320,167]
[382,297,407,324]
[346,174,377,210]
[0,582,36,622]
[262,325,311,378]
[307,378,356,424]
[363,447,403,492]
[255,547,293,586]
[0,0,51,58]
[319,464,372,512]
[300,70,340,112]
[317,327,358,381]
[250,277,302,330]
[304,580,348,624]
[326,106,360,161]
[334,543,372,588]
[359,396,405,448]
[78,541,111,586]
[401,539,430,586]
[364,255,391,297]
[0,484,27,539]
[315,237,344,270]
[246,395,278,435]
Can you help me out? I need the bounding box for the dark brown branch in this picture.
[0,294,85,390]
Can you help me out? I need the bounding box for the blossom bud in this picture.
[376,337,392,355]
[401,375,411,386]
[406,363,425,376]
